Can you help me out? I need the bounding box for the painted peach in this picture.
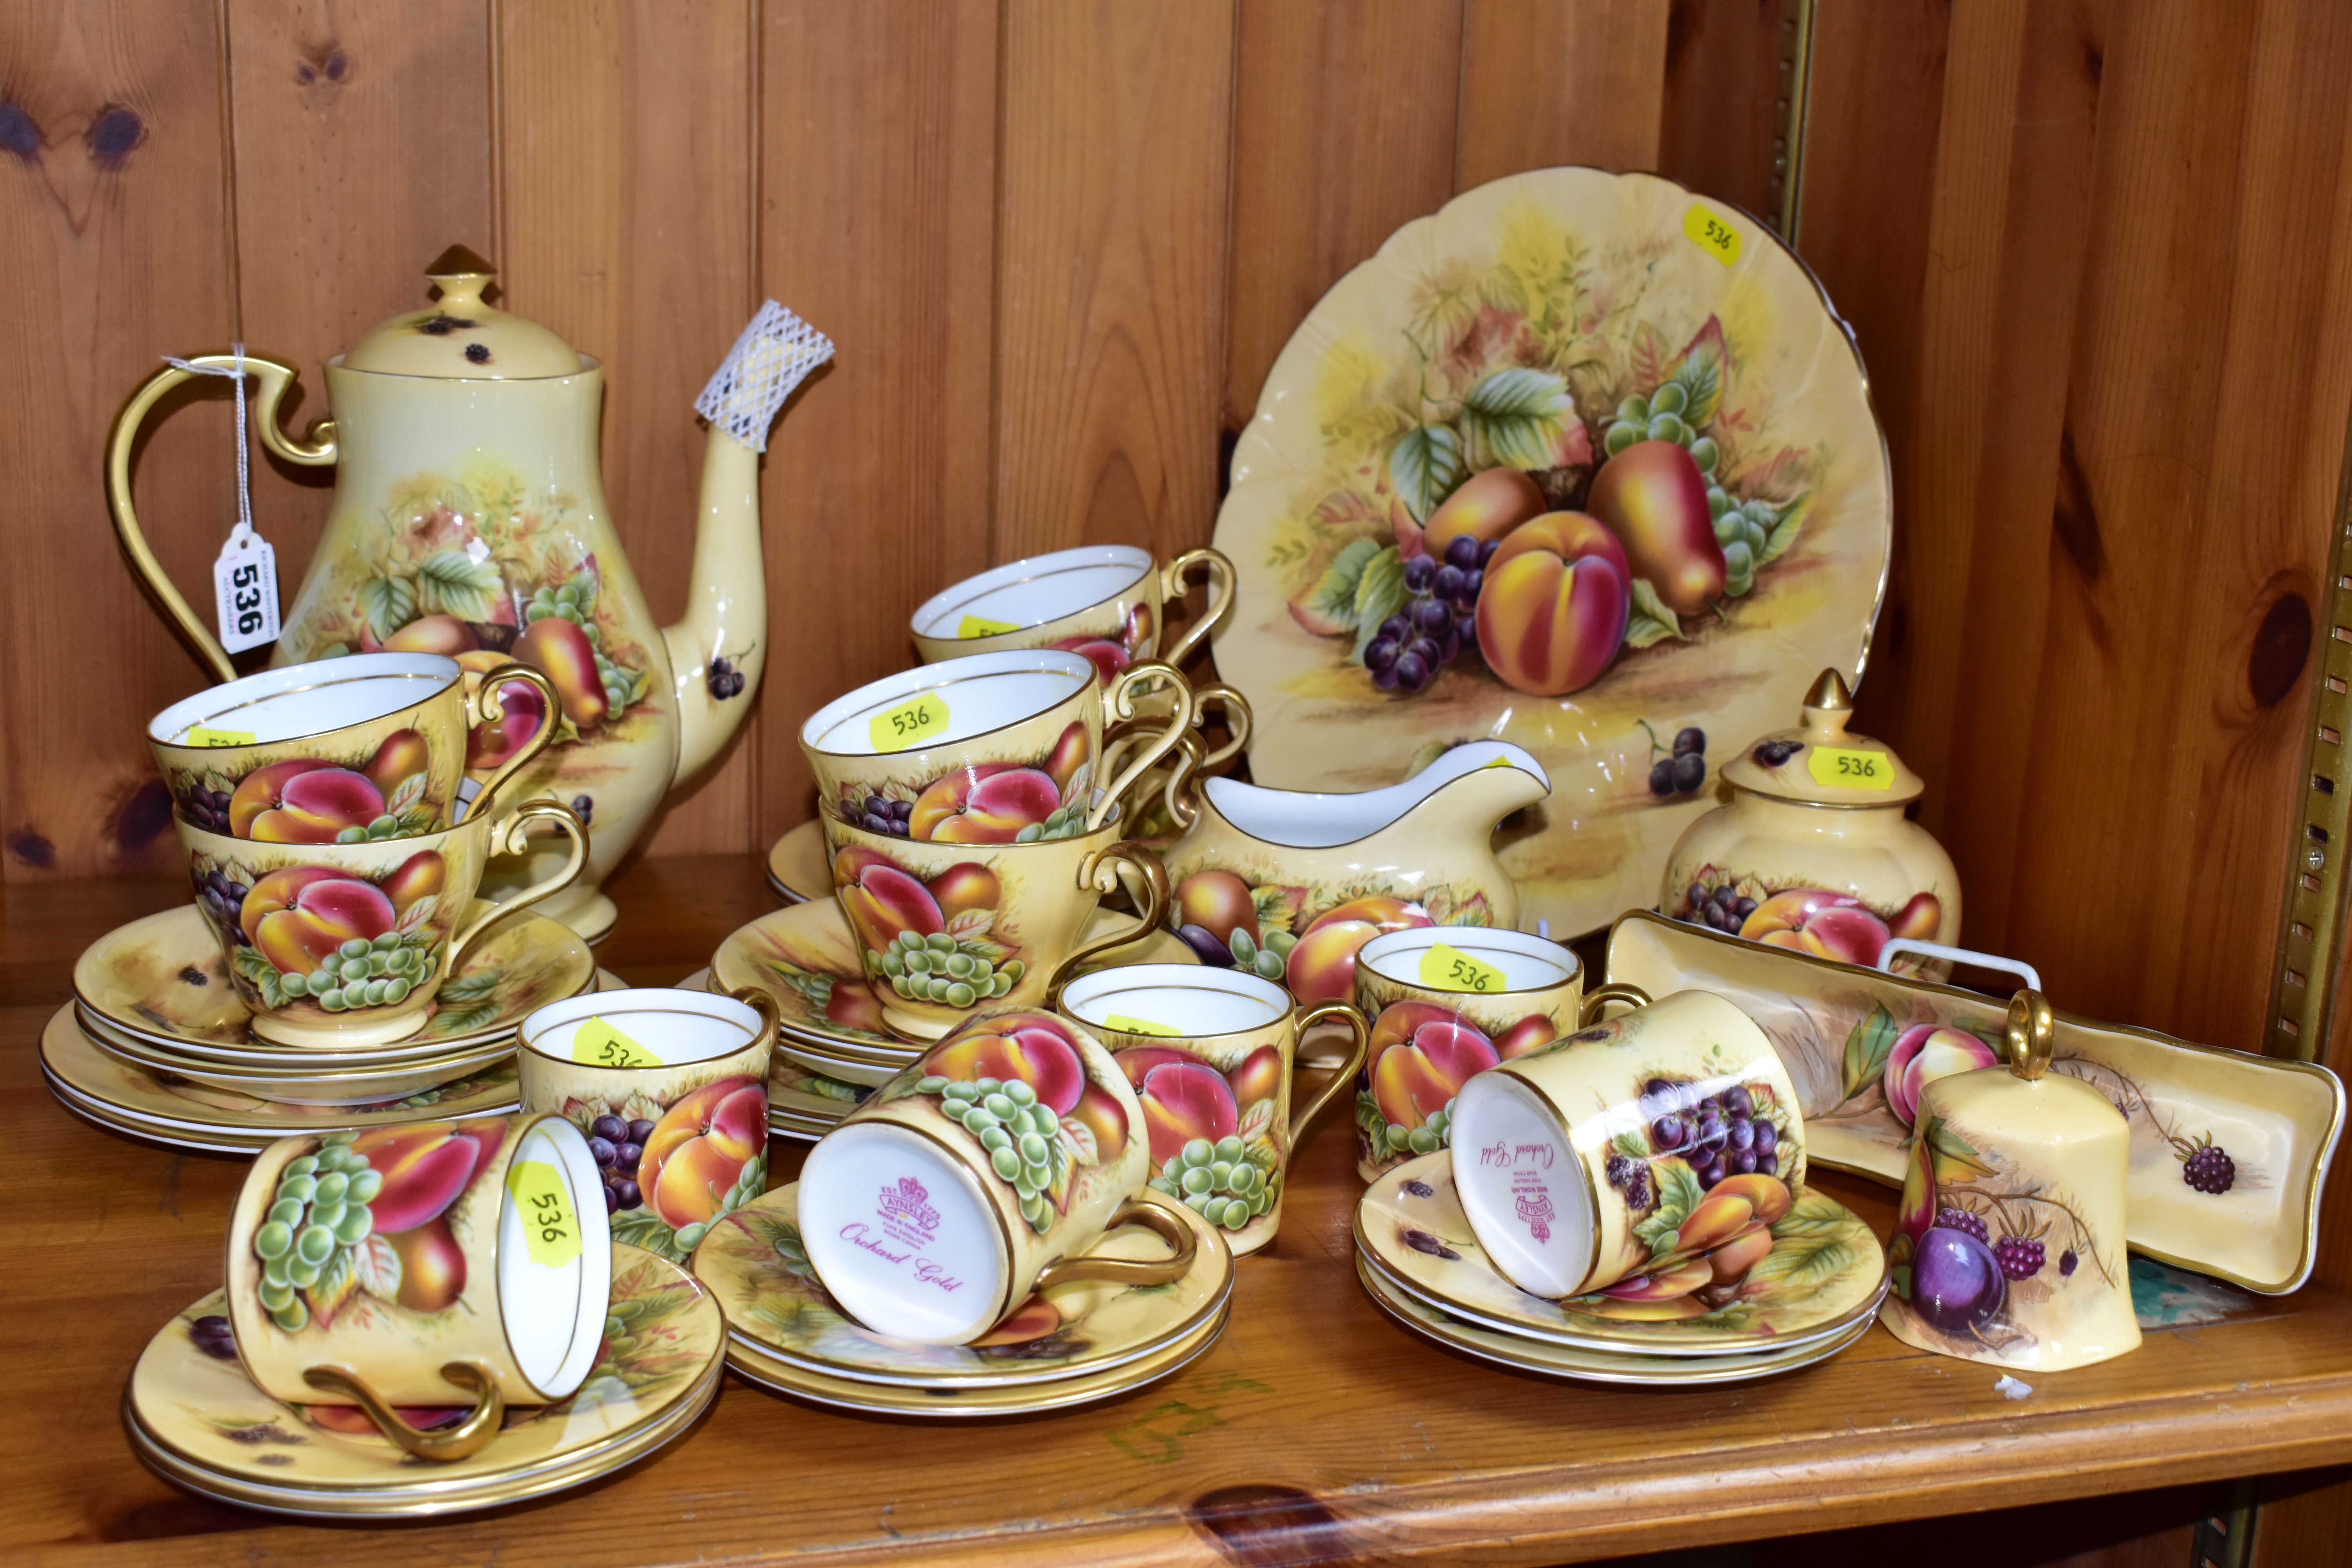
[1227,1044,1283,1108]
[243,869,397,974]
[975,1297,1062,1346]
[924,1011,1087,1116]
[1882,1023,2000,1127]
[378,849,445,918]
[640,1075,767,1228]
[835,851,946,954]
[1370,1018,1499,1130]
[1673,1191,1762,1254]
[1067,1079,1131,1164]
[1421,467,1548,559]
[1709,1173,1793,1226]
[825,977,887,1035]
[361,728,432,797]
[1739,888,1893,967]
[231,759,387,843]
[514,615,607,731]
[1474,511,1631,697]
[1585,440,1724,616]
[1708,1227,1775,1284]
[1133,1059,1238,1167]
[1287,897,1432,1003]
[910,766,1062,843]
[383,614,480,656]
[1492,1015,1557,1060]
[925,863,1002,923]
[458,652,549,770]
[238,866,340,945]
[1052,635,1129,687]
[1043,720,1091,796]
[348,1119,504,1235]
[1175,870,1259,947]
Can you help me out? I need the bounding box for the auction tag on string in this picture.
[183,726,257,747]
[506,1160,582,1268]
[1683,205,1742,267]
[1420,942,1505,994]
[212,530,280,654]
[957,615,1021,639]
[572,1017,659,1068]
[1105,1014,1180,1037]
[869,691,950,753]
[1806,746,1895,791]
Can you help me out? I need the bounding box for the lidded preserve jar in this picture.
[1659,668,1960,975]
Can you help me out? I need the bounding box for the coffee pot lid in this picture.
[1719,668,1925,807]
[341,246,584,379]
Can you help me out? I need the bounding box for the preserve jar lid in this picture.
[1719,668,1924,807]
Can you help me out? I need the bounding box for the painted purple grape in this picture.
[1911,1227,2005,1334]
[592,1114,628,1145]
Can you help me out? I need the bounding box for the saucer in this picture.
[692,1182,1232,1389]
[766,820,827,903]
[126,1245,721,1519]
[1358,1152,1887,1356]
[711,897,1197,1062]
[79,1006,517,1106]
[1356,1254,1874,1385]
[75,903,596,1058]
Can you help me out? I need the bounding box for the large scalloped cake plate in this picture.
[1210,167,1889,940]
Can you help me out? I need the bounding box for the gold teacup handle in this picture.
[446,799,589,969]
[1160,547,1235,668]
[1160,729,1207,830]
[1031,1199,1198,1291]
[105,352,338,684]
[1191,682,1252,771]
[1579,982,1651,1027]
[1045,842,1170,1006]
[1289,1001,1369,1140]
[301,1359,504,1463]
[1089,661,1196,833]
[728,984,782,1056]
[463,663,566,824]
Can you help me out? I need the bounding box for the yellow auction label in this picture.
[1808,746,1895,791]
[1684,205,1741,266]
[957,615,1022,639]
[869,691,950,753]
[1420,942,1506,994]
[507,1160,581,1268]
[1104,1014,1181,1037]
[572,1016,659,1069]
[185,726,258,747]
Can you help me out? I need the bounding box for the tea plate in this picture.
[126,1246,721,1517]
[1356,1254,1872,1386]
[1606,910,2348,1294]
[46,1074,282,1155]
[76,903,596,1059]
[79,1006,515,1106]
[1358,1152,1886,1355]
[693,1182,1231,1388]
[711,897,1196,1061]
[1209,167,1890,943]
[766,820,827,903]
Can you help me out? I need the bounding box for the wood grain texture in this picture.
[1455,0,1672,188]
[1655,0,1791,225]
[752,0,1001,837]
[993,0,1238,565]
[1223,0,1463,433]
[7,864,2352,1566]
[225,0,494,586]
[496,0,758,856]
[0,0,236,880]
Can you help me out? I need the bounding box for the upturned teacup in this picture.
[178,797,587,1047]
[797,1008,1196,1344]
[1058,963,1367,1256]
[908,544,1235,683]
[149,652,559,843]
[225,1113,611,1460]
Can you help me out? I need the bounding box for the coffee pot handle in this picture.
[301,1359,504,1463]
[105,353,338,683]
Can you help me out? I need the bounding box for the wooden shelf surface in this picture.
[9,856,2352,1566]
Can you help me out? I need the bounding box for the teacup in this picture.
[823,807,1170,1039]
[178,797,587,1047]
[908,544,1235,682]
[150,653,559,843]
[518,986,781,1255]
[798,1008,1196,1344]
[1058,963,1367,1256]
[225,1114,611,1460]
[799,650,1193,843]
[1352,926,1587,1180]
[1451,987,1809,1300]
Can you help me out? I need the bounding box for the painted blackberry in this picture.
[2181,1139,2236,1194]
[1936,1207,1988,1244]
[1993,1236,2044,1281]
[2060,1248,2079,1277]
[1606,1153,1654,1211]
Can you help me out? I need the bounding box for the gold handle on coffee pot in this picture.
[301,1359,504,1463]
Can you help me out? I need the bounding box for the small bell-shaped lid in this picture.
[1719,668,1925,807]
[340,246,584,379]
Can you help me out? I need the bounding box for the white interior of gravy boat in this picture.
[1359,927,1579,992]
[495,1116,612,1399]
[149,653,461,745]
[1062,964,1290,1037]
[911,545,1154,639]
[521,988,762,1067]
[804,651,1094,756]
[1449,1073,1596,1298]
[1203,740,1548,848]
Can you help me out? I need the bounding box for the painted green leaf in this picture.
[1389,424,1466,523]
[1925,1114,1996,1184]
[1757,494,1809,567]
[416,550,505,623]
[1299,537,1381,630]
[1350,546,1407,660]
[359,574,417,639]
[1461,368,1572,470]
[1612,1130,1650,1162]
[1633,1158,1706,1257]
[1768,1189,1854,1239]
[1622,577,1687,650]
[1748,1235,1858,1292]
[1840,1002,1902,1102]
[1671,343,1723,428]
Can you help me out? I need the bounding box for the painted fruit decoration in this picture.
[1121,1042,1286,1236]
[1881,1024,2002,1128]
[1356,1002,1555,1167]
[569,1079,769,1263]
[1670,870,1943,972]
[1169,868,1492,1004]
[835,844,1027,1016]
[1052,605,1153,686]
[828,722,1095,844]
[190,849,449,1017]
[1288,312,1818,700]
[886,1011,1131,1234]
[174,728,443,845]
[247,1121,505,1334]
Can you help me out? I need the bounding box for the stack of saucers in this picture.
[46,902,604,1155]
[691,1183,1232,1417]
[1355,1152,1887,1386]
[124,1244,723,1519]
